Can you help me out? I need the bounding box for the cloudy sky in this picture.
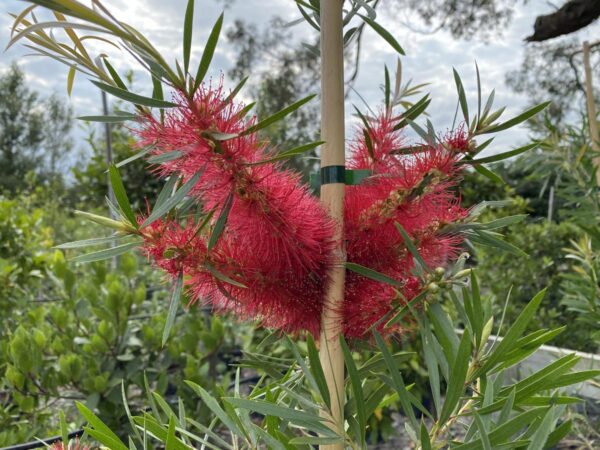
[1,0,599,163]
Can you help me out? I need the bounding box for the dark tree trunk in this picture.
[526,0,600,42]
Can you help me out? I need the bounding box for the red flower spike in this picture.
[136,87,470,339]
[137,80,336,335]
[341,113,468,337]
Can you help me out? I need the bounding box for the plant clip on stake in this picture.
[319,1,345,449]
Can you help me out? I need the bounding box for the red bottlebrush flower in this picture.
[444,123,472,153]
[51,439,89,450]
[136,80,336,335]
[342,112,468,337]
[136,83,470,338]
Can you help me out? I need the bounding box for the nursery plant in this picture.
[6,0,600,448]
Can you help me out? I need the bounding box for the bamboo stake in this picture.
[582,41,600,185]
[319,1,346,448]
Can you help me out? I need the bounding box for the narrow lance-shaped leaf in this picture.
[476,289,546,376]
[359,14,405,55]
[193,13,224,93]
[91,80,177,108]
[207,191,234,251]
[67,64,76,96]
[143,171,203,227]
[479,101,551,134]
[395,222,432,273]
[453,68,469,125]
[374,331,419,432]
[346,262,403,287]
[55,234,130,249]
[76,402,129,450]
[70,241,141,263]
[109,164,137,227]
[340,336,366,446]
[248,141,324,165]
[384,64,391,110]
[162,273,184,346]
[306,334,331,409]
[241,94,316,136]
[393,94,431,130]
[182,0,194,74]
[438,328,472,425]
[78,113,137,123]
[469,143,539,165]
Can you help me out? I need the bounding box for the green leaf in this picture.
[428,302,459,364]
[420,422,432,450]
[340,336,366,446]
[183,0,194,74]
[384,64,391,109]
[359,14,405,55]
[116,146,153,168]
[453,408,547,450]
[419,313,441,416]
[438,329,472,425]
[527,405,564,450]
[543,419,572,449]
[103,59,128,90]
[473,412,491,450]
[223,398,334,437]
[224,76,248,104]
[476,62,482,122]
[83,427,131,450]
[242,94,316,136]
[166,415,178,450]
[205,264,247,288]
[207,191,234,251]
[143,171,202,227]
[70,242,140,263]
[59,410,69,448]
[474,164,504,184]
[185,381,246,439]
[480,102,551,134]
[346,262,403,287]
[67,64,76,96]
[91,80,177,108]
[395,222,431,272]
[78,113,137,123]
[55,235,129,249]
[357,352,415,378]
[121,382,143,445]
[132,415,192,450]
[306,334,331,409]
[288,436,343,445]
[467,230,527,257]
[162,273,184,346]
[469,143,539,165]
[477,289,546,376]
[109,164,137,226]
[374,331,418,431]
[76,402,129,450]
[393,95,431,130]
[453,68,469,125]
[147,151,183,164]
[193,13,224,92]
[248,141,323,165]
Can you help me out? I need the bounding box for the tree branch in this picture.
[526,0,600,42]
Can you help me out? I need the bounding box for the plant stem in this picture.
[318,1,346,449]
[582,41,600,186]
